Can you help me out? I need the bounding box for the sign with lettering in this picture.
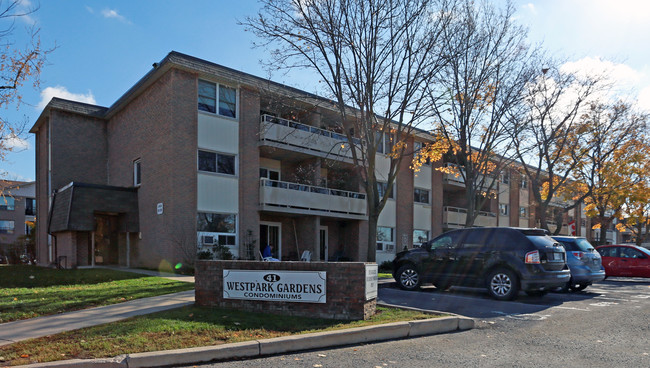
[365,264,378,300]
[223,270,327,303]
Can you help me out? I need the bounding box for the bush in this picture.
[212,244,234,260]
[197,250,212,260]
[379,260,393,273]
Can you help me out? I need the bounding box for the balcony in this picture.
[442,163,495,191]
[443,206,497,228]
[259,114,360,161]
[260,178,367,220]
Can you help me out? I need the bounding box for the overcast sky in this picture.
[2,0,649,182]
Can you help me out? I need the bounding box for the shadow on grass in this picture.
[0,265,149,288]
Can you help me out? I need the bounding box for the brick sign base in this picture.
[195,260,377,320]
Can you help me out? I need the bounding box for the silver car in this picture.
[552,236,606,291]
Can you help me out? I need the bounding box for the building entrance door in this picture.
[93,215,119,265]
[260,222,281,260]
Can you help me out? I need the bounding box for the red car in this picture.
[595,244,650,278]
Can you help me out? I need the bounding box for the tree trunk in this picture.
[366,212,378,262]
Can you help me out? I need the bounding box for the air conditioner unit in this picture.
[202,235,216,245]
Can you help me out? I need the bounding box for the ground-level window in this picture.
[519,206,528,218]
[0,197,15,211]
[376,226,394,252]
[413,229,429,247]
[198,150,236,175]
[499,203,509,216]
[197,212,237,247]
[0,220,15,234]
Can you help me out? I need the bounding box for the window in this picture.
[519,206,528,218]
[499,203,509,216]
[0,220,14,234]
[429,230,462,250]
[25,198,35,216]
[376,226,394,252]
[197,213,237,247]
[500,172,510,184]
[413,141,431,166]
[259,168,280,181]
[377,181,394,199]
[0,197,15,211]
[198,80,237,118]
[461,229,493,250]
[414,188,430,204]
[520,177,528,189]
[198,150,236,175]
[413,229,429,247]
[375,131,393,154]
[133,159,142,187]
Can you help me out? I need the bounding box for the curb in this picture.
[20,311,474,368]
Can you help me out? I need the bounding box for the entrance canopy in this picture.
[48,182,139,233]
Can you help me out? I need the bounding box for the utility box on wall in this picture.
[195,260,377,320]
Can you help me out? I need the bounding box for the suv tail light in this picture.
[525,250,541,264]
[572,251,585,260]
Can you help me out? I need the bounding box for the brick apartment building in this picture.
[30,51,601,269]
[0,181,36,252]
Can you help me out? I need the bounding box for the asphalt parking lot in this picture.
[194,277,649,368]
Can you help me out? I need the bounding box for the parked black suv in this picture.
[392,227,571,300]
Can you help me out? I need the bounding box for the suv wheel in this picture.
[569,283,588,292]
[396,264,420,291]
[486,268,519,301]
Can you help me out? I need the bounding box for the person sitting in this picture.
[262,244,280,262]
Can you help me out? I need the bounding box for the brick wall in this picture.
[107,68,198,269]
[195,260,376,320]
[35,122,49,265]
[238,87,261,260]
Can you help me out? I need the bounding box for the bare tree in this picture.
[511,62,606,234]
[426,0,537,226]
[243,0,456,261]
[0,0,54,177]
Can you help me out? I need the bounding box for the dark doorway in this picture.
[94,215,119,265]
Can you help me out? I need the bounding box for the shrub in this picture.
[379,260,393,273]
[197,250,212,260]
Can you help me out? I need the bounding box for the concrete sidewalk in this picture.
[0,290,195,346]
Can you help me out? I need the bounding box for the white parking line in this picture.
[554,306,591,311]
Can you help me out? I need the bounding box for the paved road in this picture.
[186,277,650,368]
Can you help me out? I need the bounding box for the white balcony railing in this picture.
[442,163,495,190]
[443,206,497,227]
[259,114,360,159]
[260,178,367,219]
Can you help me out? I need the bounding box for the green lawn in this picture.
[378,272,393,279]
[0,305,437,366]
[0,265,194,323]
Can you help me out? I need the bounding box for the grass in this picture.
[0,305,438,366]
[0,265,194,323]
[378,272,393,279]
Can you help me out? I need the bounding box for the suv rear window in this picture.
[526,234,558,248]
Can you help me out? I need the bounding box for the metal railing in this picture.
[260,178,366,199]
[261,114,361,145]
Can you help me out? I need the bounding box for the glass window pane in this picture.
[377,226,393,241]
[198,81,216,113]
[219,86,237,117]
[217,154,235,175]
[198,150,216,172]
[197,213,236,233]
[413,230,429,244]
[0,197,15,210]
